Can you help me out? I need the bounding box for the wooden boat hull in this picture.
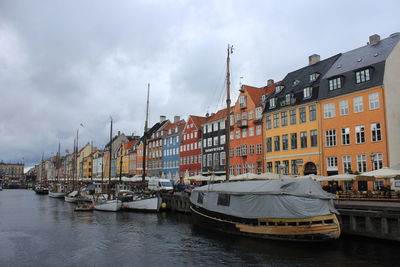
[190,205,341,242]
[93,199,122,212]
[123,196,161,212]
[48,191,65,198]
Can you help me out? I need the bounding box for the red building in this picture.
[179,115,206,177]
[229,82,275,175]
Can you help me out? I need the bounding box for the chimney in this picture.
[118,131,120,136]
[267,79,274,86]
[174,115,180,123]
[205,113,209,117]
[369,34,380,45]
[160,115,166,122]
[309,54,320,65]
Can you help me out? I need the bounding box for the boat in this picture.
[189,46,340,242]
[65,190,80,203]
[49,143,66,198]
[74,200,94,212]
[35,152,49,195]
[190,178,341,241]
[92,117,122,212]
[122,192,161,212]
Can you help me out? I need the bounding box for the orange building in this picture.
[230,82,275,175]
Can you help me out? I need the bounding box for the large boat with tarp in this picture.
[190,177,341,241]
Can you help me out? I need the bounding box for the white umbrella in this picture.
[230,172,260,181]
[362,167,400,178]
[316,173,356,182]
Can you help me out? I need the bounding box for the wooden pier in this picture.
[161,191,191,213]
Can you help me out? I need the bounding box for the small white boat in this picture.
[92,194,122,212]
[65,190,79,203]
[123,193,161,212]
[48,191,65,198]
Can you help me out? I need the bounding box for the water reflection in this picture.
[1,190,400,267]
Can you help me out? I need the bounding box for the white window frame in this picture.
[369,93,379,110]
[324,103,335,119]
[371,123,382,142]
[355,125,365,144]
[325,129,337,147]
[353,96,364,113]
[339,100,349,116]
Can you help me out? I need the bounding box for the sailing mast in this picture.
[225,44,233,181]
[56,142,60,184]
[142,83,150,187]
[41,152,45,186]
[108,117,113,199]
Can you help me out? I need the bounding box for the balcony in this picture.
[253,118,262,125]
[239,119,248,128]
[240,102,247,109]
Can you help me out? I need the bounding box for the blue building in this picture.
[162,117,185,180]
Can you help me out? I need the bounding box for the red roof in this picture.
[202,107,232,123]
[242,82,276,106]
[123,139,137,150]
[188,115,207,129]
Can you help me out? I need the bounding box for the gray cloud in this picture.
[0,0,399,169]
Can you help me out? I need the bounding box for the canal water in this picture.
[1,190,399,266]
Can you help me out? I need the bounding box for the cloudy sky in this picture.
[1,0,399,170]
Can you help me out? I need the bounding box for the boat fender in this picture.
[161,202,167,209]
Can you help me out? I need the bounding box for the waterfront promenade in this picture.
[1,189,400,266]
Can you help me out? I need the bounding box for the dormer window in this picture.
[261,95,267,102]
[303,87,312,99]
[269,98,276,109]
[285,94,291,105]
[309,73,320,82]
[329,77,342,91]
[275,85,284,94]
[355,68,370,84]
[293,80,300,87]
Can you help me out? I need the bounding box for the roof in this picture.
[188,115,207,129]
[162,119,186,137]
[263,54,341,113]
[202,108,229,124]
[319,33,400,100]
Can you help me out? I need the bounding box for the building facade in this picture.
[162,117,185,179]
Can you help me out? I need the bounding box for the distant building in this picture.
[162,116,185,179]
[0,162,24,188]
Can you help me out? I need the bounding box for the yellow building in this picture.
[263,54,340,175]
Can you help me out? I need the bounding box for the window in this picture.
[213,153,219,167]
[371,123,382,142]
[266,138,272,153]
[256,107,262,120]
[357,154,367,172]
[248,110,254,120]
[285,94,291,105]
[374,180,384,190]
[355,68,370,84]
[266,116,272,130]
[300,131,307,148]
[310,130,317,147]
[266,162,273,173]
[293,80,300,87]
[249,127,254,137]
[355,126,365,144]
[373,153,383,170]
[291,160,298,175]
[230,131,234,140]
[342,155,352,173]
[274,136,280,151]
[256,125,262,136]
[353,96,363,113]
[250,144,255,154]
[291,133,297,149]
[282,134,289,150]
[236,129,241,139]
[220,135,226,145]
[339,100,349,115]
[203,139,207,148]
[230,115,234,125]
[229,148,234,157]
[236,113,240,122]
[282,160,289,175]
[242,128,247,138]
[236,147,241,157]
[310,73,319,82]
[273,113,280,128]
[241,145,248,156]
[281,111,288,126]
[207,154,212,167]
[309,105,316,121]
[197,192,204,204]
[220,121,225,130]
[217,194,230,206]
[274,161,281,174]
[341,128,350,145]
[229,165,234,176]
[269,98,276,109]
[213,136,219,146]
[239,95,247,108]
[329,77,342,91]
[290,110,296,125]
[242,111,247,120]
[256,144,262,154]
[325,129,337,147]
[207,138,212,147]
[327,157,338,170]
[324,103,335,118]
[303,87,312,99]
[275,85,284,93]
[369,93,379,110]
[299,107,306,123]
[236,164,241,175]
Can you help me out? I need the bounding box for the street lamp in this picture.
[370,152,376,171]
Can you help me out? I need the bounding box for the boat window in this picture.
[324,219,334,224]
[217,194,230,206]
[197,192,204,204]
[287,222,297,226]
[312,220,323,225]
[298,221,310,226]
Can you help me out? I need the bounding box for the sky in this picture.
[0,0,399,171]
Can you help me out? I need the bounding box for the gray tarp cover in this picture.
[190,178,338,219]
